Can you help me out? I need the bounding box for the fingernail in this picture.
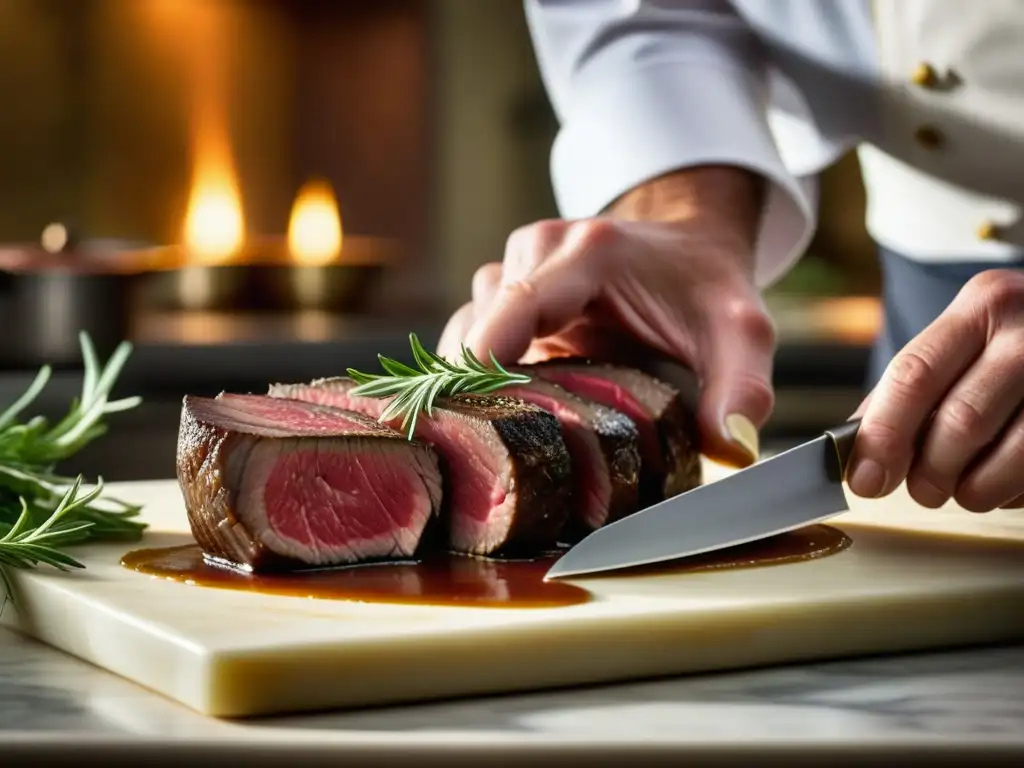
[848,459,887,498]
[724,413,760,464]
[906,475,949,509]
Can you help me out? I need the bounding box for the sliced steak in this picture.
[499,376,640,531]
[268,379,573,556]
[525,361,702,504]
[176,393,443,571]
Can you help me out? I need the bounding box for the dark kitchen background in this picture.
[0,0,882,481]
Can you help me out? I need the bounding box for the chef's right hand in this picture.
[437,167,774,469]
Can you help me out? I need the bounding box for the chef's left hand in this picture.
[847,269,1024,512]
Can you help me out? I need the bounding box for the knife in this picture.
[544,418,862,580]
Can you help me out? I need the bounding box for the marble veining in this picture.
[2,626,1023,747]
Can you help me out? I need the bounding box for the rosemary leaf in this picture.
[347,333,530,439]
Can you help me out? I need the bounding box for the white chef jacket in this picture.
[526,0,1024,287]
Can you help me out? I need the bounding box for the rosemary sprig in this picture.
[347,333,530,439]
[0,332,147,612]
[0,477,101,611]
[0,332,142,467]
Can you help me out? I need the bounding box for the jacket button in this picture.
[977,221,1001,241]
[911,62,939,88]
[914,125,944,149]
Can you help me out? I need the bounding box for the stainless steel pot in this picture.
[0,234,142,369]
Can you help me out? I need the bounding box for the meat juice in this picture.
[120,524,853,609]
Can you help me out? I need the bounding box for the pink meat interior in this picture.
[251,440,433,563]
[502,384,609,529]
[533,371,662,467]
[200,393,387,437]
[273,383,514,554]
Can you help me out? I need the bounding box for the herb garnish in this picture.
[347,333,529,439]
[0,333,146,612]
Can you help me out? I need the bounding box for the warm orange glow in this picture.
[287,179,343,266]
[183,159,245,266]
[180,0,245,266]
[810,296,882,344]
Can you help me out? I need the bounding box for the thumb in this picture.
[696,298,777,468]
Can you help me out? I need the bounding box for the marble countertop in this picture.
[2,625,1023,764]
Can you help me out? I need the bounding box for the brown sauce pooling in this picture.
[120,524,852,609]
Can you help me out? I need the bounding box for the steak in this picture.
[268,378,573,556]
[175,393,443,571]
[499,376,640,531]
[524,361,702,504]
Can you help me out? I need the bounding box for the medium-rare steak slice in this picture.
[176,393,443,571]
[525,361,702,505]
[499,376,640,531]
[268,378,573,556]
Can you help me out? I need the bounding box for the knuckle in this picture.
[531,218,569,242]
[720,300,777,350]
[504,222,567,283]
[937,396,989,445]
[472,262,502,290]
[991,342,1024,385]
[568,218,620,255]
[501,277,541,304]
[506,219,564,254]
[966,269,1024,316]
[885,349,936,397]
[504,225,530,253]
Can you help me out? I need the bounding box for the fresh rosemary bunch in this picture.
[347,333,530,439]
[0,332,147,609]
[0,476,102,607]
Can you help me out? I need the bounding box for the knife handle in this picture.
[824,417,862,478]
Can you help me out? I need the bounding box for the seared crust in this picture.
[449,394,573,554]
[529,359,703,505]
[176,398,271,568]
[504,374,641,529]
[656,393,703,500]
[592,407,643,524]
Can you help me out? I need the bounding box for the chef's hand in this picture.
[437,167,773,468]
[847,269,1024,512]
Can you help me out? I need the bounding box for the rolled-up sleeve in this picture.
[525,0,817,287]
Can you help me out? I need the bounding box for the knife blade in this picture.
[544,418,861,580]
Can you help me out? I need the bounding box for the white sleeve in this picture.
[525,0,818,288]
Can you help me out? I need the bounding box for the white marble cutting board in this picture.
[3,459,1024,719]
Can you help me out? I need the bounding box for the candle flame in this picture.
[183,162,245,266]
[181,1,244,266]
[287,179,343,266]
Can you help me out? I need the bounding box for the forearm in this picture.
[606,166,766,269]
[608,166,765,237]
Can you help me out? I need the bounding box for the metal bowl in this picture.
[0,238,149,368]
[252,264,385,312]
